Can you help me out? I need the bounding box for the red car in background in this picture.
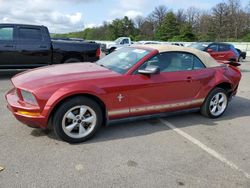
[189,42,240,62]
[6,45,241,143]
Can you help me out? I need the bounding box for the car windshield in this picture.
[97,47,151,74]
[114,38,123,44]
[189,43,208,51]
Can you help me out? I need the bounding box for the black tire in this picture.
[53,96,103,143]
[64,58,82,63]
[109,48,116,54]
[200,88,228,119]
[239,56,244,62]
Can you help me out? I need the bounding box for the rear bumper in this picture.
[5,88,48,128]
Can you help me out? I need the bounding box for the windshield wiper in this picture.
[98,63,106,68]
[98,64,111,70]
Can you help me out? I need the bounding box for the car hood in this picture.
[12,63,119,91]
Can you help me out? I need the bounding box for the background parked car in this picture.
[0,23,101,70]
[99,37,132,54]
[189,42,239,62]
[171,43,184,46]
[138,41,162,45]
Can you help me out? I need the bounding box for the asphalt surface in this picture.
[0,60,250,188]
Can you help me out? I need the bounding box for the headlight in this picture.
[20,90,38,106]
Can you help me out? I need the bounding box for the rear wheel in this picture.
[64,58,82,63]
[201,88,228,118]
[109,47,116,54]
[53,97,103,143]
[239,56,244,62]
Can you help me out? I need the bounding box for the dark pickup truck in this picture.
[0,24,101,69]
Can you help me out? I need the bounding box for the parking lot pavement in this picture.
[0,61,250,188]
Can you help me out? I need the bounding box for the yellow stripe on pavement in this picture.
[0,166,4,172]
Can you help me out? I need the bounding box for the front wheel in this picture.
[53,97,103,143]
[201,88,228,118]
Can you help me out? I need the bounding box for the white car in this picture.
[100,37,132,54]
[138,41,162,45]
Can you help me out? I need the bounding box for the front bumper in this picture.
[5,88,48,128]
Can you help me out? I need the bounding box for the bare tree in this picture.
[186,7,200,26]
[176,9,187,24]
[58,1,250,42]
[227,0,244,39]
[211,3,229,40]
[140,21,155,40]
[151,5,168,26]
[211,0,247,40]
[134,16,145,29]
[196,11,208,33]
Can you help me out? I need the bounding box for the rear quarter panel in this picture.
[201,65,241,98]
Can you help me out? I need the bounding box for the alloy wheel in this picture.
[209,92,228,117]
[62,105,97,139]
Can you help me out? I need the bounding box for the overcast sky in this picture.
[0,0,249,33]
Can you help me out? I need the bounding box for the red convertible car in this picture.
[6,45,241,143]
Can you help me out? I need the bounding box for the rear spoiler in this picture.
[225,61,241,67]
[218,59,241,67]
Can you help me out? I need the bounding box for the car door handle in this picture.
[186,76,192,82]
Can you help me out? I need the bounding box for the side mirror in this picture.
[207,48,213,53]
[138,65,160,75]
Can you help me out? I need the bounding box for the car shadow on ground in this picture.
[30,117,172,143]
[30,96,250,144]
[83,96,250,144]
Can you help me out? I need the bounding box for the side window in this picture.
[0,27,13,40]
[193,56,205,70]
[138,52,205,73]
[208,44,218,52]
[122,39,129,44]
[163,53,193,72]
[18,27,43,41]
[219,44,230,52]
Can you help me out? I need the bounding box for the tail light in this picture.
[96,48,101,58]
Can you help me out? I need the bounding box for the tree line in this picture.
[54,0,250,42]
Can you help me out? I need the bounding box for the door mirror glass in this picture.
[138,65,160,75]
